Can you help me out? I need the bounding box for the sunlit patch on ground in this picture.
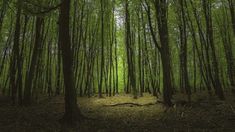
[79,94,163,122]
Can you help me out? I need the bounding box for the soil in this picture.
[0,93,235,132]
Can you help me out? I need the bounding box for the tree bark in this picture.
[202,0,225,100]
[228,0,235,35]
[59,0,83,123]
[10,0,22,104]
[23,17,44,105]
[155,0,173,106]
[177,0,191,102]
[98,0,105,98]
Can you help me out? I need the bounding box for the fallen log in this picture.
[103,102,155,107]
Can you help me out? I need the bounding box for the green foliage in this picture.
[0,0,234,99]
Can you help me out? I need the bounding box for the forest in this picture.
[0,0,235,131]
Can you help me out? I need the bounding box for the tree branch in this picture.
[143,0,162,52]
[23,1,62,16]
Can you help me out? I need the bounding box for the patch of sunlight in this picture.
[93,94,157,105]
[78,94,164,121]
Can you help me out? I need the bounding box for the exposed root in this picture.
[103,102,155,107]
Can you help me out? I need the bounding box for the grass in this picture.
[0,93,235,132]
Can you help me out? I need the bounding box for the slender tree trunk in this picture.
[189,0,213,94]
[137,9,143,97]
[56,46,61,95]
[0,0,8,36]
[98,0,105,98]
[216,7,235,91]
[177,0,191,102]
[203,0,225,100]
[10,0,22,104]
[18,16,28,105]
[125,0,137,99]
[228,0,235,35]
[114,20,119,95]
[23,17,44,105]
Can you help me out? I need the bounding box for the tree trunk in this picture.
[0,0,8,36]
[203,0,225,100]
[23,17,44,105]
[228,0,235,35]
[177,0,191,102]
[155,0,173,106]
[125,0,137,99]
[98,0,105,98]
[10,0,22,104]
[59,0,83,123]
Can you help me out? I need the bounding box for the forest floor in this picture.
[0,92,235,132]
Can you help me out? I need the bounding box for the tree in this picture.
[125,0,137,99]
[98,0,105,98]
[202,0,224,100]
[175,0,191,102]
[59,0,83,123]
[216,3,235,92]
[0,0,8,35]
[144,0,173,106]
[228,0,235,35]
[23,17,44,105]
[9,0,22,104]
